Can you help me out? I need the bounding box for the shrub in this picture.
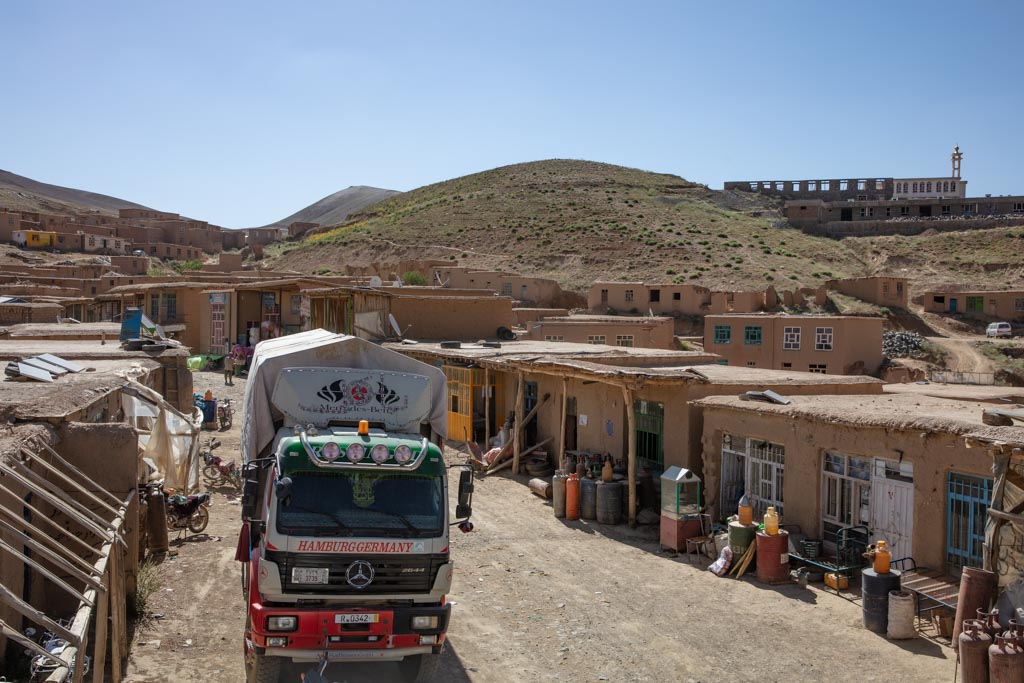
[402,271,428,286]
[171,259,203,273]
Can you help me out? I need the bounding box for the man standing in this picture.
[223,351,235,385]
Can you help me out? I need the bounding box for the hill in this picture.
[0,169,148,216]
[259,186,399,230]
[258,159,1024,295]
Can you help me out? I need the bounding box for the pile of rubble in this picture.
[883,331,926,358]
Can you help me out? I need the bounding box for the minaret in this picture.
[951,145,963,179]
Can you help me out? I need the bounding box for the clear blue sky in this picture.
[3,1,1021,228]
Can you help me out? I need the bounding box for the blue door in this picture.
[950,298,958,313]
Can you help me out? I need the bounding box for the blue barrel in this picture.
[580,478,597,520]
[596,481,622,524]
[862,568,901,633]
[202,399,218,424]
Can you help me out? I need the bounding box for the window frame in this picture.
[814,327,834,351]
[743,325,762,346]
[783,326,801,350]
[713,325,731,345]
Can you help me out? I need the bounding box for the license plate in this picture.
[335,613,380,624]
[291,567,329,584]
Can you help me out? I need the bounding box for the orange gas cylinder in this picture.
[204,389,213,401]
[737,492,753,526]
[874,540,891,574]
[565,473,580,521]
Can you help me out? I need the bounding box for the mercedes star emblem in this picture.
[346,560,375,589]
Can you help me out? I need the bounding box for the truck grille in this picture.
[265,552,447,595]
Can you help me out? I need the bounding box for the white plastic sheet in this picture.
[121,379,202,493]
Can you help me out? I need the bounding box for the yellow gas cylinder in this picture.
[764,506,779,535]
[874,540,891,574]
[601,457,614,483]
[738,492,753,526]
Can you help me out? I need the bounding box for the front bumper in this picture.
[247,602,450,659]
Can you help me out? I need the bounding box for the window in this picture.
[933,295,946,304]
[746,361,756,367]
[545,335,565,342]
[600,288,609,304]
[720,436,786,520]
[941,205,951,215]
[951,181,957,191]
[1015,298,1024,312]
[859,208,866,218]
[762,182,771,190]
[782,362,792,369]
[966,296,984,313]
[943,181,950,193]
[615,335,634,347]
[1013,203,1024,213]
[912,182,918,193]
[649,289,661,303]
[587,335,606,344]
[822,452,871,547]
[857,180,867,191]
[815,327,834,351]
[900,206,910,216]
[963,203,976,214]
[808,181,817,192]
[744,326,762,345]
[809,363,827,374]
[897,281,904,295]
[150,293,160,320]
[947,472,991,574]
[839,180,848,191]
[673,292,681,301]
[625,289,634,302]
[634,400,664,475]
[211,302,225,349]
[164,292,177,320]
[821,181,830,191]
[783,326,801,350]
[713,325,731,345]
[926,181,933,193]
[885,207,891,217]
[792,181,801,192]
[501,282,513,296]
[775,182,784,191]
[876,179,885,190]
[883,282,890,295]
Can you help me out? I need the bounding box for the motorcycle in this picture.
[23,619,90,682]
[217,398,234,429]
[203,453,241,489]
[163,486,211,534]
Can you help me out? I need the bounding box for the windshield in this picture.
[276,471,444,538]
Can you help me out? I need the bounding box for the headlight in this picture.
[321,442,341,461]
[267,636,288,647]
[411,615,438,630]
[267,616,297,632]
[346,443,365,462]
[370,444,390,463]
[394,445,414,464]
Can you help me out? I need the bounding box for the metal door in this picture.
[950,298,958,312]
[870,461,914,559]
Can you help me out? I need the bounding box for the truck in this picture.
[235,331,473,682]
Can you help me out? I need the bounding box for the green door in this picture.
[633,400,665,476]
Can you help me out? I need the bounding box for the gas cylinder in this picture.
[737,492,753,526]
[575,459,587,479]
[979,608,1002,639]
[989,633,1024,683]
[565,473,580,521]
[601,457,614,483]
[552,471,567,519]
[960,619,993,683]
[204,388,213,401]
[1005,619,1024,648]
[873,540,891,574]
[763,506,779,535]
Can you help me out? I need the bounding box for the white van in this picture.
[986,322,1012,338]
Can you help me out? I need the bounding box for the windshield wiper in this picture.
[367,508,418,534]
[282,503,354,536]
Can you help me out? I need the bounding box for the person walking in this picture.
[223,352,235,385]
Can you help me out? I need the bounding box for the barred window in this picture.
[783,327,801,350]
[815,327,833,351]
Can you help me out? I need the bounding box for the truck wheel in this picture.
[244,650,282,683]
[399,653,441,682]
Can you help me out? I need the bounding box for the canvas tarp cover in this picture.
[240,330,447,462]
[121,379,202,492]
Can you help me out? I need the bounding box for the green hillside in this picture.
[268,159,1024,294]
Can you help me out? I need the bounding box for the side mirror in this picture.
[241,462,260,520]
[275,477,293,506]
[455,469,473,520]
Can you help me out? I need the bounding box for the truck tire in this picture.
[244,651,282,683]
[399,653,441,682]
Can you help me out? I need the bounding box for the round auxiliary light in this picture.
[394,445,414,465]
[346,443,366,463]
[321,442,341,462]
[370,444,390,464]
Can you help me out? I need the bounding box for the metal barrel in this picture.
[953,567,998,651]
[552,471,567,519]
[580,477,598,520]
[862,568,902,633]
[596,481,622,525]
[728,520,757,558]
[146,488,169,553]
[754,530,790,585]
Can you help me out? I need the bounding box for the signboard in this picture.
[272,367,432,430]
[209,292,227,305]
[290,294,303,316]
[299,296,310,318]
[262,293,277,308]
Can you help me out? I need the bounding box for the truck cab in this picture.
[235,333,470,683]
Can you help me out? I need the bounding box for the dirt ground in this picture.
[125,370,956,683]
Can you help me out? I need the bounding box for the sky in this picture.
[3,1,1022,228]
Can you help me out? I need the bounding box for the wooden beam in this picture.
[0,516,104,590]
[988,508,1024,525]
[20,447,122,518]
[622,385,637,527]
[0,503,100,575]
[484,367,491,450]
[512,371,525,474]
[0,482,101,559]
[1,620,70,678]
[0,583,78,644]
[0,462,114,542]
[487,438,553,476]
[0,537,92,606]
[558,377,569,471]
[109,546,124,683]
[30,437,123,507]
[92,583,109,683]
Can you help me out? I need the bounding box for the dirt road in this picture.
[126,371,954,683]
[927,336,994,373]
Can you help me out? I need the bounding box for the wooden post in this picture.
[512,371,525,475]
[622,385,637,527]
[91,582,108,683]
[484,367,491,449]
[558,377,569,470]
[109,546,123,683]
